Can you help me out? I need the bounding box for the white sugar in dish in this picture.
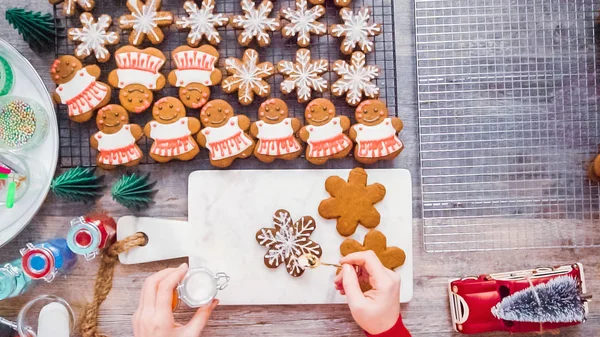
[184,271,216,302]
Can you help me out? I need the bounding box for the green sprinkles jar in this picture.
[0,97,48,150]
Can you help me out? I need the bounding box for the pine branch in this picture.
[5,8,57,52]
[111,172,156,210]
[50,167,105,203]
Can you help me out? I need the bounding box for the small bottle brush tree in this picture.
[5,8,57,52]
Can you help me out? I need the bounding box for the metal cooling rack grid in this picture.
[416,0,600,252]
[53,0,398,167]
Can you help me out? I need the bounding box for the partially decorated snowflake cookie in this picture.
[308,0,352,7]
[176,0,229,46]
[231,0,281,47]
[329,7,382,55]
[255,209,322,277]
[277,49,328,103]
[118,0,173,46]
[222,49,275,105]
[48,0,94,17]
[281,0,326,47]
[332,51,380,106]
[68,13,119,63]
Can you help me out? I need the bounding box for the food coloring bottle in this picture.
[66,214,117,260]
[0,258,32,300]
[20,238,77,282]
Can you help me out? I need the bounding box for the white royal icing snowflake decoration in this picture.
[119,0,173,46]
[332,51,380,106]
[281,0,326,47]
[256,209,322,277]
[49,0,95,17]
[176,0,229,46]
[68,13,119,62]
[222,49,275,105]
[231,0,280,47]
[329,7,382,54]
[277,49,328,103]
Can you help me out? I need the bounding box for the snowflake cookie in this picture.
[308,0,352,7]
[68,13,119,63]
[332,51,380,106]
[329,7,382,55]
[119,0,173,46]
[222,49,275,105]
[231,0,281,47]
[277,49,328,103]
[176,0,229,46]
[281,0,326,47]
[48,0,94,17]
[255,209,322,277]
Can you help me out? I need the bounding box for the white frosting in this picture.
[95,125,142,165]
[116,69,161,88]
[64,0,94,16]
[202,116,253,160]
[281,0,326,46]
[176,0,228,45]
[255,118,301,156]
[120,0,173,45]
[56,69,96,103]
[150,117,191,141]
[353,118,403,158]
[231,0,280,45]
[222,50,274,105]
[256,118,294,140]
[330,7,381,54]
[332,52,380,106]
[69,14,118,60]
[174,69,213,87]
[279,49,328,102]
[307,117,343,143]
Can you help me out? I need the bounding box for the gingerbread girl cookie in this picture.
[50,55,111,123]
[119,0,173,46]
[144,97,201,163]
[168,45,222,109]
[90,105,143,170]
[108,46,166,114]
[298,98,352,165]
[329,7,382,55]
[250,99,302,163]
[350,100,403,164]
[68,13,119,63]
[231,0,281,47]
[197,99,255,168]
[176,0,229,46]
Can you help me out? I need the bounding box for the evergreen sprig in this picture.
[5,8,56,52]
[111,172,156,210]
[50,167,104,203]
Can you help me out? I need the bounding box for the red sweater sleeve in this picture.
[365,315,411,337]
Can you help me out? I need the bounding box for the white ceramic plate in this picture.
[0,38,58,246]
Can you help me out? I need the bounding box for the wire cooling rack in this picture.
[52,0,398,167]
[416,0,600,252]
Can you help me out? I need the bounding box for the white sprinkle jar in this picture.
[173,267,230,310]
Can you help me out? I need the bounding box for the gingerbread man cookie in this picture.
[108,46,167,114]
[144,97,201,163]
[588,153,600,182]
[298,99,352,165]
[222,49,275,105]
[340,230,406,292]
[168,45,222,109]
[318,167,386,236]
[197,100,255,168]
[231,0,281,47]
[68,13,119,63]
[329,7,382,55]
[118,0,173,46]
[350,100,404,164]
[256,209,322,277]
[250,99,302,163]
[332,51,380,106]
[50,55,111,123]
[48,0,94,17]
[308,0,351,7]
[277,49,328,103]
[176,0,229,46]
[281,0,326,47]
[90,105,143,170]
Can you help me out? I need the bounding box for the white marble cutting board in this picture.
[187,169,413,305]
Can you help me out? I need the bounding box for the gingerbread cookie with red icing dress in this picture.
[298,98,352,165]
[167,45,222,109]
[250,98,302,163]
[197,100,255,168]
[143,97,201,163]
[350,99,403,164]
[90,105,143,170]
[50,55,111,123]
[108,46,166,114]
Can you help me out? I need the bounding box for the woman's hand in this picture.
[133,263,219,337]
[334,251,401,335]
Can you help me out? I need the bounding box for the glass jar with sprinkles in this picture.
[0,150,29,207]
[0,96,48,151]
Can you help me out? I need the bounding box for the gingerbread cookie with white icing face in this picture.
[197,99,255,168]
[250,98,302,163]
[143,97,201,163]
[349,99,403,164]
[50,55,111,123]
[108,46,167,114]
[168,45,222,109]
[298,98,352,165]
[90,105,143,170]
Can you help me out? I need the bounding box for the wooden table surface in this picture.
[1,1,599,336]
